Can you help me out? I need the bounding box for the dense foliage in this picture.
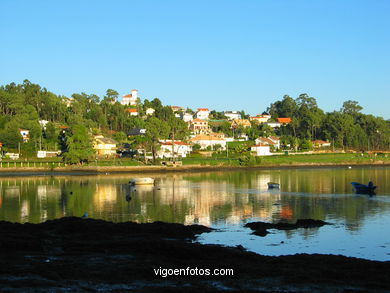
[0,80,389,162]
[267,94,390,150]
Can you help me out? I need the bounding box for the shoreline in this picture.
[0,161,389,175]
[1,217,389,292]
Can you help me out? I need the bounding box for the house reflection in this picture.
[93,184,118,211]
[0,167,388,231]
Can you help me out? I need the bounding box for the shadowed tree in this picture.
[63,124,95,164]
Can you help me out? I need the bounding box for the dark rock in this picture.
[245,219,330,237]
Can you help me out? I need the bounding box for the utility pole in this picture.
[226,142,228,158]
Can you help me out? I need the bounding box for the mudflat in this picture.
[1,217,389,292]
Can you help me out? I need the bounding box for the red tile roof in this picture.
[313,140,330,144]
[197,108,209,111]
[126,108,138,113]
[123,94,133,98]
[277,118,292,123]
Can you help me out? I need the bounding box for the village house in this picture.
[277,117,292,124]
[263,121,281,129]
[251,144,272,156]
[62,97,74,108]
[126,108,138,116]
[93,136,118,157]
[231,119,251,129]
[223,111,241,120]
[181,112,194,122]
[255,136,281,150]
[196,108,210,120]
[190,134,227,150]
[19,129,29,142]
[313,140,331,148]
[190,118,210,134]
[171,106,184,113]
[158,141,192,158]
[121,89,138,106]
[250,114,271,123]
[145,108,155,115]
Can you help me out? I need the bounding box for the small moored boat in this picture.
[351,181,376,194]
[267,182,280,189]
[129,178,155,186]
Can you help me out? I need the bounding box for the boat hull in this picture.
[267,182,280,189]
[351,182,376,194]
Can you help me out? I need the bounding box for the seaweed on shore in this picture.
[0,217,389,292]
[244,219,330,236]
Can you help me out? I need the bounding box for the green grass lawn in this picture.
[259,153,389,165]
[182,152,390,166]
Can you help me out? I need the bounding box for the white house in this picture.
[171,106,184,113]
[181,112,193,122]
[250,115,271,123]
[255,136,280,150]
[223,111,241,120]
[196,108,210,120]
[158,141,192,158]
[190,134,227,150]
[146,108,155,115]
[263,122,281,129]
[251,144,272,156]
[121,89,138,106]
[313,140,331,148]
[126,108,138,116]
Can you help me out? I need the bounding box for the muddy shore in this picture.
[1,218,390,292]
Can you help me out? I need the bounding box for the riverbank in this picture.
[0,160,389,175]
[1,217,389,292]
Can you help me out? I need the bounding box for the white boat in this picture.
[129,178,155,186]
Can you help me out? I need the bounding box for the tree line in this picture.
[266,94,390,151]
[0,80,389,164]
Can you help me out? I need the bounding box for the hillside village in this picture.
[0,81,388,164]
[6,90,320,160]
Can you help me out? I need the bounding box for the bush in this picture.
[192,144,201,151]
[238,153,257,166]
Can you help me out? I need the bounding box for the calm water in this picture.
[1,167,390,261]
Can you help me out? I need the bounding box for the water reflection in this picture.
[1,168,390,260]
[0,168,389,227]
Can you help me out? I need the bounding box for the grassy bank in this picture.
[182,152,390,166]
[0,153,389,173]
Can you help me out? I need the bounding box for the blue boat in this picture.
[267,182,280,189]
[351,181,376,195]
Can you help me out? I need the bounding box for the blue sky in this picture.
[1,0,389,118]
